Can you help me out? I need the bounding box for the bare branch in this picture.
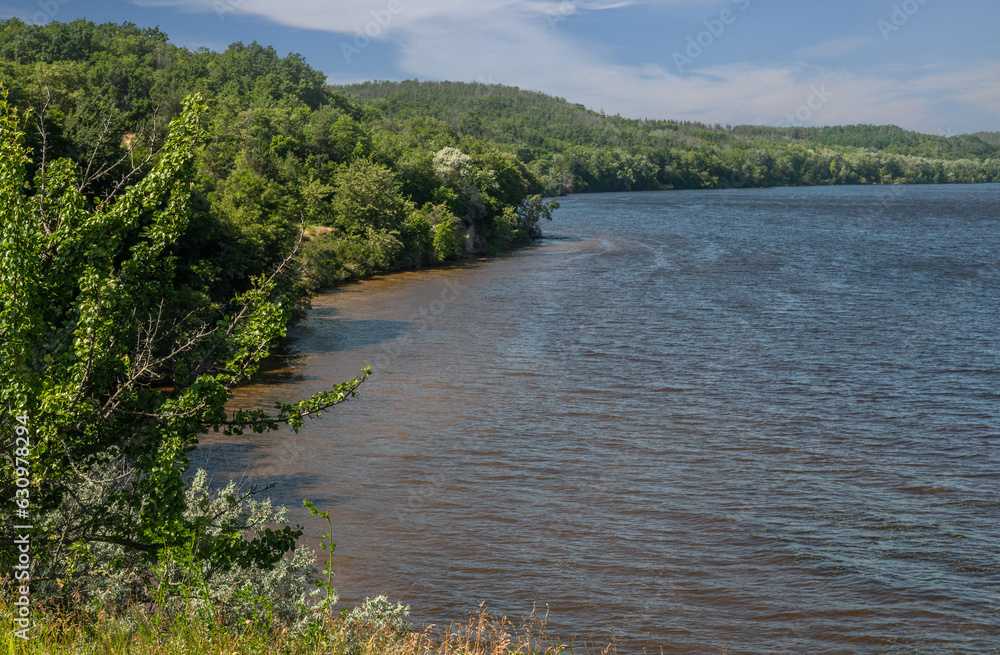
[78,109,117,193]
[32,87,52,235]
[94,113,161,211]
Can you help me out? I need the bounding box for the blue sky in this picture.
[2,0,998,133]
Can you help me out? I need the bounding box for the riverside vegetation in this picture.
[1,17,997,654]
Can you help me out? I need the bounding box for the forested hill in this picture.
[343,80,1000,193]
[0,19,558,306]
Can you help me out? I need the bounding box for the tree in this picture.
[330,158,407,235]
[514,194,560,238]
[432,214,467,262]
[432,146,472,187]
[0,88,367,602]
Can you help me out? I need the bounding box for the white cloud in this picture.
[132,0,734,37]
[389,12,940,128]
[133,0,531,36]
[133,0,1000,132]
[905,65,1000,116]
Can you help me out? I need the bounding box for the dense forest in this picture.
[2,18,997,314]
[0,19,557,313]
[343,80,1000,194]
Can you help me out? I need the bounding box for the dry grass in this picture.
[389,603,617,655]
[2,598,620,655]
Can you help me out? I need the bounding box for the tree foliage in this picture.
[330,158,408,235]
[0,88,367,602]
[0,18,552,312]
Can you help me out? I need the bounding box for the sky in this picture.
[2,0,999,134]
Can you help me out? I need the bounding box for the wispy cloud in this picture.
[906,65,1000,116]
[794,35,878,60]
[389,9,986,129]
[130,0,1000,132]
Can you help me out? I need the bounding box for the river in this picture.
[195,184,1000,654]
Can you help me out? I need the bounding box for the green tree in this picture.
[0,89,367,602]
[432,214,467,262]
[330,158,407,235]
[515,194,560,238]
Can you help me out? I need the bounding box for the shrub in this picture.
[432,215,467,262]
[30,466,325,632]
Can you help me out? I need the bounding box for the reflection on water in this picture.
[194,185,1000,654]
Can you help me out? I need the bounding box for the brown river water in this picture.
[195,185,1000,654]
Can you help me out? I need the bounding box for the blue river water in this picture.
[198,184,1000,654]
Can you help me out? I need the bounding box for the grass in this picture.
[1,597,620,655]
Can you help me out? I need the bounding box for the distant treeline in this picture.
[969,131,1000,146]
[0,19,556,313]
[343,80,1000,194]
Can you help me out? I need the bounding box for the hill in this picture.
[342,80,1000,193]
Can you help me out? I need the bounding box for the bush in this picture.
[331,158,408,235]
[301,225,406,288]
[31,466,325,632]
[397,210,434,268]
[432,214,467,262]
